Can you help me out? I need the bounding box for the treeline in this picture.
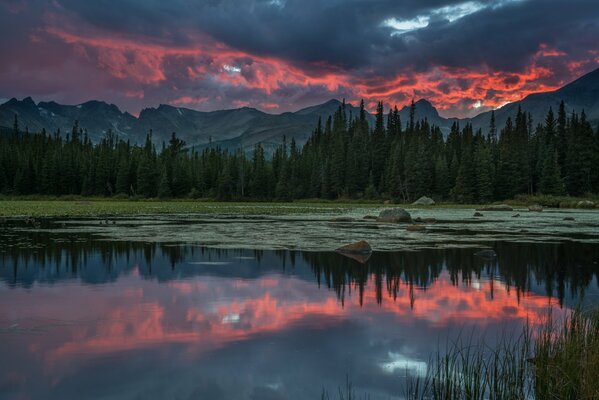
[0,100,598,201]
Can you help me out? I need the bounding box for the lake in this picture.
[1,209,598,399]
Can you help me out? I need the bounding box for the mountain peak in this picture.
[399,98,440,119]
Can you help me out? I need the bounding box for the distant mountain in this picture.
[1,67,598,149]
[0,97,367,152]
[471,67,599,132]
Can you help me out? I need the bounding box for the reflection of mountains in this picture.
[1,230,597,306]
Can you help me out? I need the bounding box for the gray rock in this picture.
[377,208,412,223]
[528,204,543,212]
[577,200,595,209]
[563,216,575,221]
[473,212,483,217]
[412,196,435,206]
[476,204,514,212]
[512,214,520,218]
[475,249,498,259]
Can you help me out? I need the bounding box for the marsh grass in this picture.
[404,308,599,400]
[534,308,599,400]
[405,328,532,400]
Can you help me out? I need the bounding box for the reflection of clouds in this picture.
[380,352,427,378]
[1,263,564,399]
[38,271,557,369]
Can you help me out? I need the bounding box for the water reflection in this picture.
[0,229,598,399]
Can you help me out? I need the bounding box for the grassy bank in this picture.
[0,199,375,217]
[0,193,597,217]
[0,198,481,217]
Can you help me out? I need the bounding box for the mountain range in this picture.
[1,67,598,152]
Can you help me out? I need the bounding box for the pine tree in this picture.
[539,149,565,195]
[157,167,172,198]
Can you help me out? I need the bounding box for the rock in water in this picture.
[412,196,435,206]
[377,208,412,223]
[475,249,498,259]
[330,217,354,222]
[335,241,372,263]
[406,224,426,231]
[476,204,514,212]
[335,240,372,255]
[512,214,520,218]
[528,204,543,212]
[577,200,595,209]
[363,215,378,220]
[563,216,575,221]
[473,212,483,217]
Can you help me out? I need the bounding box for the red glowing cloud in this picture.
[2,2,599,117]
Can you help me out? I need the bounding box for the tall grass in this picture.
[405,308,599,400]
[405,329,532,400]
[534,308,599,400]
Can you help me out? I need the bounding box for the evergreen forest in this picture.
[1,100,598,202]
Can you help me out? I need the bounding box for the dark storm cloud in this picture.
[0,0,598,117]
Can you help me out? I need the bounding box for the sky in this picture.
[1,0,598,118]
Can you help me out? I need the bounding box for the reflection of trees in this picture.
[303,242,599,307]
[1,229,598,307]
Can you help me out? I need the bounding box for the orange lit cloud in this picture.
[42,22,597,117]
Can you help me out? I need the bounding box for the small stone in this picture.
[512,214,520,218]
[563,216,575,221]
[473,212,483,217]
[363,215,378,220]
[330,217,354,222]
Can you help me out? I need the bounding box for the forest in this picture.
[0,100,597,202]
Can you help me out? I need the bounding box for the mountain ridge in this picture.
[2,67,598,150]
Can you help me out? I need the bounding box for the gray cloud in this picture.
[0,0,598,117]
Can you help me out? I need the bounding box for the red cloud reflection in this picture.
[38,272,558,370]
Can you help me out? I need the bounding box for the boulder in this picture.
[335,241,372,263]
[412,196,435,206]
[528,204,543,212]
[476,204,513,212]
[473,212,483,217]
[563,216,575,221]
[363,215,378,220]
[577,200,595,209]
[406,224,426,231]
[377,208,412,223]
[335,240,372,255]
[475,249,497,259]
[512,214,520,218]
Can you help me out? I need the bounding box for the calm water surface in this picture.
[1,224,598,399]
